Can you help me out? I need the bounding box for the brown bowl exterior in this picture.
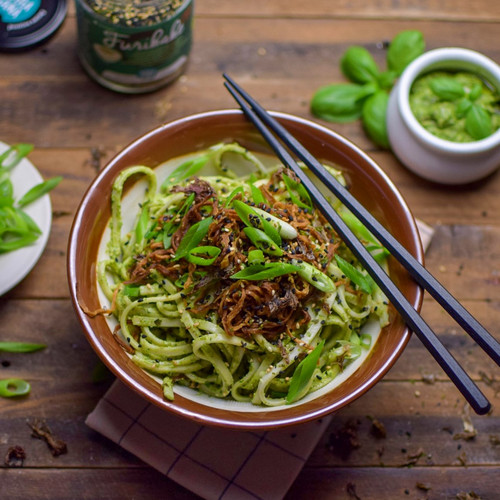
[68,110,424,429]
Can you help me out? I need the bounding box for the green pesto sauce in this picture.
[409,71,500,142]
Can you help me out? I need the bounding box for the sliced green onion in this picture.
[243,227,283,256]
[283,173,313,212]
[335,254,375,294]
[186,245,221,266]
[135,203,150,244]
[0,342,46,353]
[248,249,265,264]
[174,216,213,261]
[231,262,300,281]
[360,333,372,348]
[249,183,266,205]
[287,340,325,404]
[224,186,245,207]
[0,178,14,206]
[292,260,335,293]
[0,378,31,398]
[252,206,297,240]
[174,270,207,289]
[233,200,281,246]
[123,285,141,297]
[161,154,210,191]
[17,176,63,208]
[0,143,33,171]
[339,209,389,262]
[160,193,195,250]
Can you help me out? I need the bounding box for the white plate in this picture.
[0,142,52,296]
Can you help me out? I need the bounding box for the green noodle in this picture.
[97,143,390,407]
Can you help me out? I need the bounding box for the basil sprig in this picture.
[0,342,46,353]
[335,254,375,294]
[311,30,425,149]
[286,340,325,404]
[174,216,213,261]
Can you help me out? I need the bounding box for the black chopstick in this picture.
[223,76,492,415]
[223,73,500,369]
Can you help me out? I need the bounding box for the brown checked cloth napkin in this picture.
[86,219,434,500]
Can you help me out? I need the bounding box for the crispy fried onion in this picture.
[126,172,340,339]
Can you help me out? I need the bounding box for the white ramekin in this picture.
[387,48,500,184]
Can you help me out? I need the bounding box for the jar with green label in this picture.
[74,0,193,93]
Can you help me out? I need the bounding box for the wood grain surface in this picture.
[1,1,499,499]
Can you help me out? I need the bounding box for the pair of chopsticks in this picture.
[223,73,500,415]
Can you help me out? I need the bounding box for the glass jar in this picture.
[74,0,193,93]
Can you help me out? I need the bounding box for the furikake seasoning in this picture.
[75,0,193,93]
[86,0,185,27]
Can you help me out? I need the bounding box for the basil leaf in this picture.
[310,83,374,123]
[231,262,301,281]
[174,216,213,260]
[186,245,221,266]
[340,46,380,84]
[0,378,31,398]
[362,90,390,149]
[455,98,473,118]
[377,70,398,90]
[161,154,210,191]
[286,340,325,404]
[17,176,62,208]
[387,30,425,75]
[335,254,375,294]
[0,342,46,353]
[465,104,492,140]
[468,83,483,101]
[243,227,283,256]
[429,77,465,101]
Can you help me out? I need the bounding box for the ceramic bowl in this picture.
[387,48,500,184]
[68,110,423,429]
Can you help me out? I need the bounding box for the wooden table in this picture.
[1,1,499,498]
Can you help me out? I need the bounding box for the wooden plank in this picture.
[64,0,500,22]
[1,18,499,149]
[195,0,500,22]
[1,379,499,468]
[0,466,499,499]
[0,469,197,499]
[288,466,500,500]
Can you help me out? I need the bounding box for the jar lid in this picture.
[0,0,67,52]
